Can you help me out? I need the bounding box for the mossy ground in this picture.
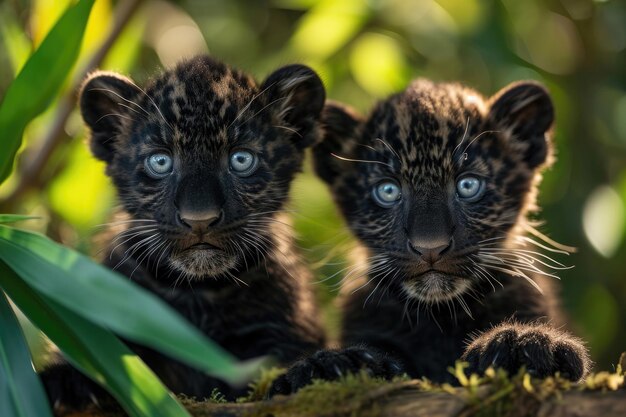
[181,352,626,417]
[75,354,626,417]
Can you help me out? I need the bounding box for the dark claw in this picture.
[390,363,403,373]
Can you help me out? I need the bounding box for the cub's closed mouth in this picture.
[188,242,219,251]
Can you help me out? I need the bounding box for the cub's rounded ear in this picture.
[79,71,138,163]
[313,101,364,185]
[487,81,554,169]
[260,64,325,148]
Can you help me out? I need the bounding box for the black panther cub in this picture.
[270,79,591,394]
[40,56,326,410]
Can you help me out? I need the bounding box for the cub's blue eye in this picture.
[456,176,485,201]
[230,150,258,176]
[145,153,173,178]
[373,180,402,208]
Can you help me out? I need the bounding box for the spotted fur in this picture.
[271,79,590,395]
[40,56,326,410]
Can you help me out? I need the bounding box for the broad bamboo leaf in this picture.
[0,291,53,417]
[0,214,38,224]
[0,224,262,384]
[0,262,191,417]
[0,352,19,417]
[0,0,95,184]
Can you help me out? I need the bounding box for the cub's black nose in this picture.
[408,237,452,263]
[177,209,223,234]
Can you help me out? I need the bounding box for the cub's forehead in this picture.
[363,82,489,181]
[145,61,257,122]
[370,82,486,148]
[133,60,260,150]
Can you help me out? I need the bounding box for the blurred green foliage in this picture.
[0,0,625,371]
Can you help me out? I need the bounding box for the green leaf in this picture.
[0,214,39,224]
[0,262,191,417]
[0,0,95,184]
[0,290,53,417]
[0,224,262,384]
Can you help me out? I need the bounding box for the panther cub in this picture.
[40,56,326,409]
[270,79,590,394]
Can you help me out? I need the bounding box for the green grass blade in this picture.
[0,0,95,184]
[0,262,191,417]
[0,214,39,224]
[0,224,262,384]
[0,291,53,417]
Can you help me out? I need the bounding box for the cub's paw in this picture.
[268,346,404,397]
[462,323,591,382]
[40,364,117,413]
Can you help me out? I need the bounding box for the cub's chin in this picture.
[400,271,472,303]
[168,246,239,279]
